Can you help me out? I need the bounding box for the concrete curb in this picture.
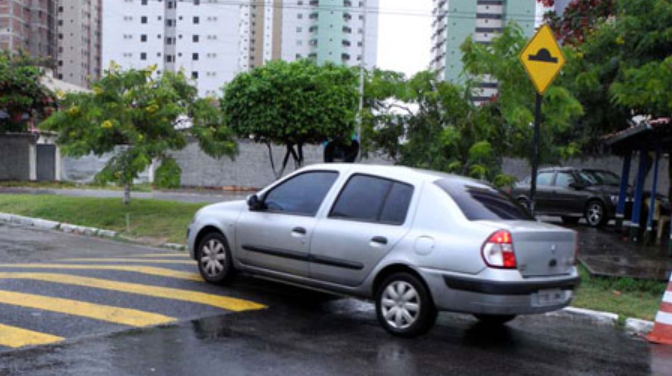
[625,318,654,337]
[0,211,186,252]
[546,306,619,326]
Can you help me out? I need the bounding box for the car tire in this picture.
[517,198,531,211]
[473,314,517,325]
[561,216,580,225]
[585,200,607,227]
[375,272,437,338]
[197,232,234,285]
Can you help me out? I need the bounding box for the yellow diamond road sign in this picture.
[519,24,566,95]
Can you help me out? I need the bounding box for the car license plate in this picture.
[534,289,565,306]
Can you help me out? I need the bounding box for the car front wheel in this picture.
[375,272,437,337]
[585,201,607,227]
[197,232,234,284]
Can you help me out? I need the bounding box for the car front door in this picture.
[235,171,339,277]
[550,171,585,215]
[309,174,415,287]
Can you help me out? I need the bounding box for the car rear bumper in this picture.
[419,268,579,315]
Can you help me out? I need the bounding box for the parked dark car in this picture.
[510,167,631,227]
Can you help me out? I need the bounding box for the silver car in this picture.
[188,164,580,337]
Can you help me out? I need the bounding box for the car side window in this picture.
[536,172,553,186]
[330,175,414,225]
[555,172,575,188]
[379,182,414,224]
[263,171,338,216]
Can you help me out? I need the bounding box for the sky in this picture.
[376,0,433,78]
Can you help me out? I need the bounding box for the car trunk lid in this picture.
[479,220,576,277]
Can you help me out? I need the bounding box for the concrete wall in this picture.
[170,140,392,189]
[60,140,391,188]
[0,134,35,181]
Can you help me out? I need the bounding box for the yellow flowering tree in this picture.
[41,64,237,204]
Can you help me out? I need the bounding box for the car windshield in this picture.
[435,179,534,221]
[577,170,621,186]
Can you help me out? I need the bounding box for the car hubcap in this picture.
[588,204,603,225]
[381,281,420,329]
[200,239,226,277]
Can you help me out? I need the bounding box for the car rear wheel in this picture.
[473,314,517,325]
[375,272,437,337]
[197,232,234,285]
[585,201,607,227]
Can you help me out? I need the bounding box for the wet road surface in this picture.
[0,223,670,375]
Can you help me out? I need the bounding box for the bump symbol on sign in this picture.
[529,48,558,64]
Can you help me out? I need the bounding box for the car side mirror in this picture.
[247,194,265,211]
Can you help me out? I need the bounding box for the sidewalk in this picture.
[0,187,248,204]
[570,223,672,281]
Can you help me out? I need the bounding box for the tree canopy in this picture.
[0,51,55,133]
[362,23,583,184]
[222,59,359,177]
[41,64,237,203]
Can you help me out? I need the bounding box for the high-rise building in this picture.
[55,0,102,87]
[0,0,56,61]
[430,0,537,103]
[102,0,241,97]
[239,0,378,71]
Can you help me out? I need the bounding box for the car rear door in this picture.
[235,171,339,278]
[309,174,415,287]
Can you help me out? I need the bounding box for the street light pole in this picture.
[356,0,368,161]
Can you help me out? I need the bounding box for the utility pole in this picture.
[356,0,368,161]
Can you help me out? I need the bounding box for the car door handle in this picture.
[371,236,388,245]
[292,227,307,235]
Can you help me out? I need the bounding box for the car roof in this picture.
[300,163,483,186]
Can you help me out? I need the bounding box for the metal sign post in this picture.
[519,25,566,214]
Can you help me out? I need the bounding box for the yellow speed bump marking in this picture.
[0,290,175,327]
[0,264,203,282]
[0,323,63,348]
[0,273,266,312]
[62,258,195,265]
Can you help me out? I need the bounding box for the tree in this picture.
[461,23,584,164]
[222,60,359,178]
[41,64,237,204]
[537,0,615,45]
[0,51,55,133]
[573,0,672,195]
[361,24,584,185]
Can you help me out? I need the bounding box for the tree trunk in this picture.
[123,183,131,205]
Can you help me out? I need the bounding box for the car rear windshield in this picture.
[435,179,534,221]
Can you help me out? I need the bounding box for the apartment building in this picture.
[430,0,536,103]
[239,0,378,71]
[56,0,102,87]
[0,0,56,60]
[102,0,241,97]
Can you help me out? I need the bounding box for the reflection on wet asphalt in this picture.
[1,284,669,376]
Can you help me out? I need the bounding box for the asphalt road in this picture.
[0,223,670,376]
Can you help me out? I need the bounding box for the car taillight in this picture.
[481,230,517,269]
